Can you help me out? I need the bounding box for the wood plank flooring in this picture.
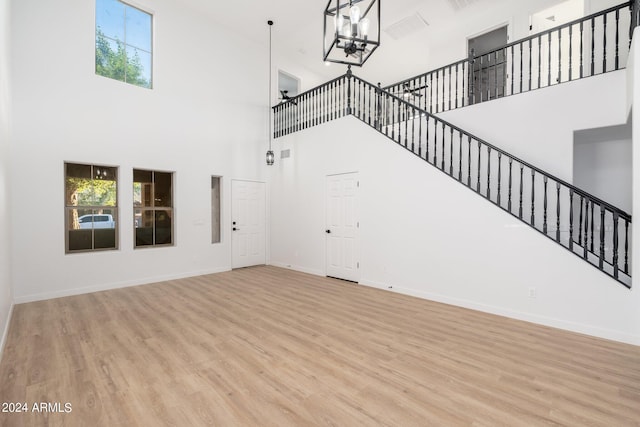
[0,266,639,426]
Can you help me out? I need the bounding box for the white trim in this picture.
[0,302,14,362]
[361,281,640,346]
[268,262,324,277]
[14,267,230,304]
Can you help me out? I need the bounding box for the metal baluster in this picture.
[528,39,532,91]
[543,176,548,233]
[448,65,452,110]
[584,198,589,259]
[613,212,619,279]
[624,220,629,274]
[569,190,574,250]
[449,127,453,175]
[615,9,620,70]
[435,70,439,113]
[590,202,595,252]
[556,182,561,242]
[426,113,430,161]
[558,28,562,82]
[462,62,466,106]
[434,119,438,166]
[591,18,595,75]
[548,31,552,85]
[455,63,459,109]
[510,46,515,95]
[442,69,446,112]
[569,25,573,80]
[538,36,542,88]
[479,55,484,101]
[404,103,409,147]
[531,170,535,226]
[497,153,502,206]
[346,68,352,115]
[599,205,605,269]
[578,196,584,246]
[508,158,513,212]
[430,73,434,113]
[603,13,607,72]
[441,122,447,169]
[487,147,492,199]
[418,106,422,157]
[519,44,523,93]
[368,84,372,125]
[411,106,416,152]
[433,119,444,167]
[519,165,524,219]
[467,136,472,186]
[458,132,463,181]
[391,96,395,140]
[580,22,584,78]
[477,140,481,192]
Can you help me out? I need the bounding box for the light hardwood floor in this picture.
[0,266,639,426]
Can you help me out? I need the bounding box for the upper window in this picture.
[65,163,118,253]
[95,0,153,88]
[134,169,173,247]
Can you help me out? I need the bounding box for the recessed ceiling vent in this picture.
[447,0,478,11]
[384,13,429,40]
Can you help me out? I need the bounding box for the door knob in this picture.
[325,229,331,234]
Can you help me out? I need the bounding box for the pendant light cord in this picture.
[268,20,273,152]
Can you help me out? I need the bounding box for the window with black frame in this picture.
[133,169,173,247]
[65,163,118,253]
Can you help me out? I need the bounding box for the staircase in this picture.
[272,1,638,288]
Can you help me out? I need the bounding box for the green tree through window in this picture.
[95,0,152,88]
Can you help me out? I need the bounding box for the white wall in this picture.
[438,70,628,183]
[574,124,632,213]
[270,116,640,345]
[631,26,640,350]
[8,0,275,302]
[0,0,13,355]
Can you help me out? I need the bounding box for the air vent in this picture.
[384,13,428,40]
[281,149,291,159]
[447,0,478,11]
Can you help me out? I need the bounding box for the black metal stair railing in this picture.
[273,72,632,287]
[384,2,634,114]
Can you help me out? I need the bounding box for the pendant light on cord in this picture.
[266,20,275,166]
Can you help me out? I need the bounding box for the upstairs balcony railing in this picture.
[273,71,632,287]
[384,2,635,114]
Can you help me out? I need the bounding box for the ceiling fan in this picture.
[278,90,297,105]
[393,82,428,99]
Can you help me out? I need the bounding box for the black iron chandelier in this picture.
[323,0,381,66]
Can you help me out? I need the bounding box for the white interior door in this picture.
[232,180,266,268]
[326,173,359,282]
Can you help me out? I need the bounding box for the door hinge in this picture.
[357,221,359,228]
[357,181,360,187]
[357,262,360,268]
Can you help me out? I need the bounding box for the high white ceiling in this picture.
[187,0,580,86]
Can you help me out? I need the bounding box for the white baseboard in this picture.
[0,302,14,362]
[360,281,640,347]
[13,267,231,304]
[268,262,325,277]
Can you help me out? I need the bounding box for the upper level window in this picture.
[65,163,118,253]
[95,0,153,88]
[134,169,173,247]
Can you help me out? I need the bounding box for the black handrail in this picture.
[272,72,632,286]
[384,2,634,113]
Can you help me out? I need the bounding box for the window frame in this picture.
[211,176,222,244]
[95,0,154,88]
[133,168,174,248]
[64,162,119,254]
